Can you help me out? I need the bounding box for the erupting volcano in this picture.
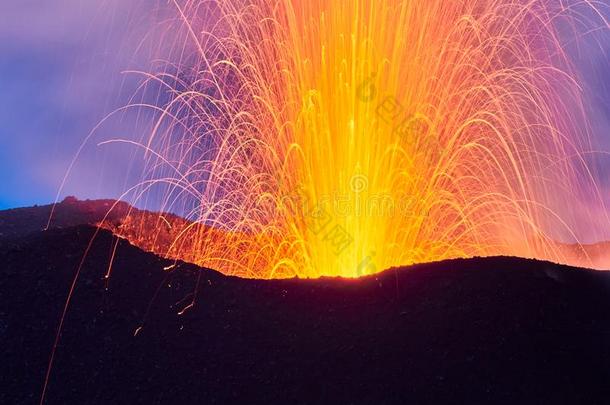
[2,1,610,404]
[92,0,610,278]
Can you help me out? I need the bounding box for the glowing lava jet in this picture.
[114,0,609,278]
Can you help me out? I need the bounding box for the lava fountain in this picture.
[109,0,609,278]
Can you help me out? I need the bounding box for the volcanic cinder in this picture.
[1,198,610,404]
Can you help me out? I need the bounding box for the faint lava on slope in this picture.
[2,197,608,273]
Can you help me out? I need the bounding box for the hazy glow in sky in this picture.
[0,0,607,210]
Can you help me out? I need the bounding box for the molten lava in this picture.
[105,0,609,278]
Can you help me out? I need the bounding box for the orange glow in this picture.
[107,0,609,278]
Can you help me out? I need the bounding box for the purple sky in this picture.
[0,0,168,209]
[0,0,608,214]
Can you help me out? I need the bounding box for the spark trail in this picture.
[112,0,609,278]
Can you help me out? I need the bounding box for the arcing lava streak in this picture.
[115,0,609,278]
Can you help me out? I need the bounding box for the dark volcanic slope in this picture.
[1,224,610,405]
[0,197,130,240]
